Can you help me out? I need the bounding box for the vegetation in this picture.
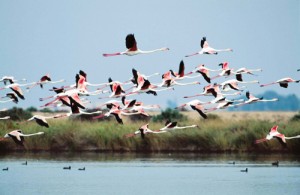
[1,115,300,153]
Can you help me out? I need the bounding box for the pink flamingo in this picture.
[169,61,199,80]
[26,74,65,90]
[255,125,300,147]
[125,124,165,139]
[260,77,300,88]
[159,120,198,131]
[103,34,169,57]
[0,93,19,104]
[234,67,262,82]
[2,130,44,146]
[0,76,26,85]
[234,91,278,107]
[192,64,221,83]
[185,37,232,57]
[175,100,209,119]
[220,79,259,92]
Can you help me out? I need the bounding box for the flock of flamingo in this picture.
[1,34,300,148]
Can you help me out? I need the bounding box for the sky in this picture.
[0,0,299,110]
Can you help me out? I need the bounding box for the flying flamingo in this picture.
[99,77,126,99]
[191,64,221,83]
[159,120,198,131]
[128,68,159,86]
[234,91,278,107]
[93,107,148,124]
[211,62,235,80]
[26,74,65,90]
[220,79,259,92]
[185,37,232,57]
[0,81,35,100]
[234,67,262,82]
[169,60,199,80]
[0,76,26,85]
[184,83,241,98]
[127,79,174,96]
[27,115,58,128]
[260,77,300,88]
[255,125,300,147]
[157,75,200,88]
[0,93,19,104]
[54,101,102,118]
[125,124,166,139]
[205,101,236,112]
[175,100,209,119]
[2,130,44,146]
[103,34,169,57]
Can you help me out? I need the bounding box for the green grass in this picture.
[1,118,300,153]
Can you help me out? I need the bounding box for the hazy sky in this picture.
[0,0,299,110]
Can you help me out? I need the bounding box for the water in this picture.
[1,153,300,195]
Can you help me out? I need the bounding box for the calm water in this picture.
[1,153,300,195]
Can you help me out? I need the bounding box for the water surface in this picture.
[1,153,300,195]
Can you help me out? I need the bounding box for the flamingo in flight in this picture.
[191,64,221,83]
[234,67,262,82]
[54,101,102,118]
[159,120,198,132]
[127,79,174,96]
[260,77,300,88]
[183,83,240,99]
[0,76,26,85]
[0,93,19,104]
[103,34,169,57]
[2,130,44,146]
[205,101,236,112]
[93,107,148,124]
[126,69,159,85]
[125,124,165,139]
[0,81,35,100]
[255,125,300,147]
[185,37,232,57]
[220,79,259,92]
[158,71,200,88]
[175,100,208,119]
[169,60,199,80]
[234,91,278,107]
[27,115,58,128]
[26,74,65,90]
[211,62,235,80]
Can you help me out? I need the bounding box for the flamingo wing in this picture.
[108,78,113,92]
[279,83,288,88]
[132,69,139,85]
[236,74,243,82]
[79,70,87,81]
[274,135,287,147]
[126,34,137,51]
[191,105,207,119]
[10,86,24,100]
[199,71,211,83]
[178,60,185,77]
[200,37,208,48]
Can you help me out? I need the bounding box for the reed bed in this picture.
[1,117,300,153]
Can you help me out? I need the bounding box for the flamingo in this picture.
[260,77,300,88]
[220,79,259,92]
[175,100,209,119]
[255,125,300,147]
[125,124,165,139]
[192,64,221,83]
[127,79,174,96]
[157,75,200,88]
[100,77,126,99]
[26,74,65,89]
[169,60,199,80]
[93,107,147,124]
[54,101,102,118]
[205,101,236,112]
[97,100,122,110]
[185,37,232,57]
[210,62,235,80]
[126,69,159,85]
[159,120,198,131]
[0,76,26,85]
[3,130,44,146]
[0,93,19,104]
[234,67,262,82]
[234,91,278,107]
[0,81,35,100]
[184,83,241,99]
[103,34,169,57]
[27,115,58,128]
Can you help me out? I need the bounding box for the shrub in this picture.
[0,107,32,121]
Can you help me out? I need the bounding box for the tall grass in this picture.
[1,117,300,153]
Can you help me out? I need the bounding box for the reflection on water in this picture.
[1,153,300,195]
